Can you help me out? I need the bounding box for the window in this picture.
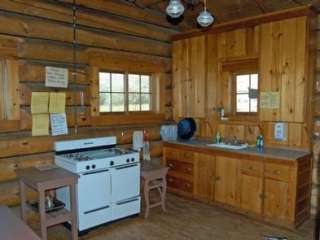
[235,73,259,113]
[128,74,151,112]
[99,71,152,113]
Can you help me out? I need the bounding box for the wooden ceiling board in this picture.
[105,0,314,30]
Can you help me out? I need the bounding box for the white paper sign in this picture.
[50,113,68,136]
[274,122,287,141]
[45,66,68,88]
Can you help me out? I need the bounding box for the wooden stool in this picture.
[141,166,169,218]
[16,167,78,240]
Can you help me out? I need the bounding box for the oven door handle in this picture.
[116,198,139,205]
[83,169,109,175]
[115,163,138,170]
[83,205,110,214]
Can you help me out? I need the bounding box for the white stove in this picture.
[54,136,141,232]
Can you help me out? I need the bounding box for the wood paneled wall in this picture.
[0,0,175,206]
[173,14,314,150]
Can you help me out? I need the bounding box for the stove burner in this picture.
[60,148,136,162]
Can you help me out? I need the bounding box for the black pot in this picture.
[177,118,197,140]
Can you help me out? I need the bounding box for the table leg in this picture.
[38,190,47,240]
[19,180,27,222]
[70,184,78,240]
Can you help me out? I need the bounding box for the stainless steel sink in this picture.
[207,143,248,150]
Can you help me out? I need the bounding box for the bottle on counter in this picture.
[256,135,264,150]
[215,131,221,144]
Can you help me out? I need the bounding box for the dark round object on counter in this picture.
[177,118,197,140]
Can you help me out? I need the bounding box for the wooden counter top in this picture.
[164,139,311,164]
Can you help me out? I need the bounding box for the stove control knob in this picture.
[126,158,130,163]
[131,158,135,162]
[86,165,90,170]
[110,161,114,166]
[92,164,96,169]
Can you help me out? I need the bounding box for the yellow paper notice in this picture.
[49,92,66,113]
[31,92,49,114]
[32,114,49,136]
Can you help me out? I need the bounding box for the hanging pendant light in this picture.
[166,0,185,18]
[197,0,214,27]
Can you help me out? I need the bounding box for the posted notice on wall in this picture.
[50,113,68,136]
[45,66,68,88]
[260,91,280,109]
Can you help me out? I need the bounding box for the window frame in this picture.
[232,71,259,116]
[98,70,153,114]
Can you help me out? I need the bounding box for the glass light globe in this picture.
[166,0,185,18]
[197,10,214,27]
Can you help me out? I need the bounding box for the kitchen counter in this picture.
[165,139,310,161]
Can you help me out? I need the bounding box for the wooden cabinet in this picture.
[163,144,312,228]
[263,179,292,222]
[240,159,263,215]
[217,27,260,60]
[214,156,240,207]
[172,36,206,119]
[259,16,308,122]
[163,147,195,197]
[194,153,215,202]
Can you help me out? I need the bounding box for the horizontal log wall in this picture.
[0,0,175,206]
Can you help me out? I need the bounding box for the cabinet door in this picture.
[214,156,240,207]
[259,16,307,122]
[189,36,206,118]
[172,39,189,119]
[172,36,206,119]
[240,174,263,214]
[194,153,215,202]
[263,179,293,222]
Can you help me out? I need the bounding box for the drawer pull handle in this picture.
[186,167,192,172]
[185,183,191,188]
[249,166,253,170]
[168,163,174,168]
[215,176,221,181]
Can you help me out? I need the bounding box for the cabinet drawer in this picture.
[179,151,194,162]
[241,160,263,177]
[165,148,180,161]
[166,159,193,176]
[265,163,291,182]
[167,176,193,193]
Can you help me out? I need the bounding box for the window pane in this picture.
[250,98,258,112]
[250,74,258,89]
[99,72,110,92]
[141,75,150,93]
[141,94,151,111]
[237,94,250,112]
[111,93,124,112]
[236,75,250,93]
[99,93,110,112]
[111,73,124,92]
[128,93,140,111]
[128,74,140,92]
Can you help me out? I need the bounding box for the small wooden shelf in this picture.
[46,209,72,227]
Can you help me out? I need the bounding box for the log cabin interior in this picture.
[0,0,319,240]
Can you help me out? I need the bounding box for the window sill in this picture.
[91,112,165,127]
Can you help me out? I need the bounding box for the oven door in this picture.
[111,163,140,202]
[78,168,112,216]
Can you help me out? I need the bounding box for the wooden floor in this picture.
[29,194,313,240]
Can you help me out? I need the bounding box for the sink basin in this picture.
[207,143,248,150]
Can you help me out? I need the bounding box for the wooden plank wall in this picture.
[191,17,312,150]
[0,0,175,206]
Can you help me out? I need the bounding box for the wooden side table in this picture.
[16,167,78,240]
[141,159,169,218]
